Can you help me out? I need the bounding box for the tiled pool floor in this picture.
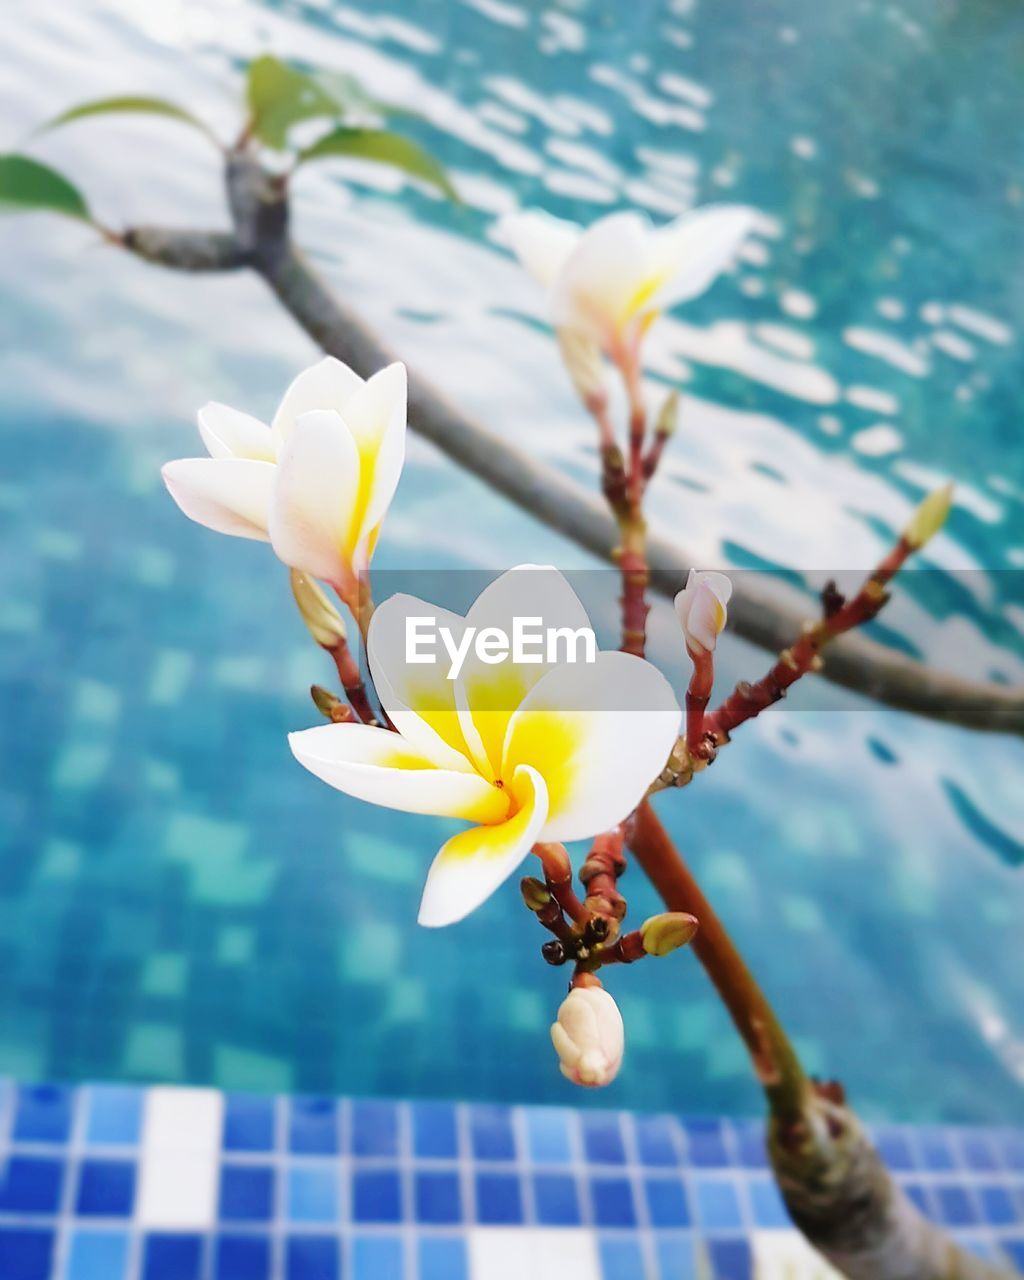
[1,1081,1023,1279]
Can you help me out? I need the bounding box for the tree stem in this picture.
[629,799,808,1121]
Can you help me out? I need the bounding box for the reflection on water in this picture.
[0,0,1021,1121]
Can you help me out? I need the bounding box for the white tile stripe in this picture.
[468,1227,602,1280]
[136,1086,224,1229]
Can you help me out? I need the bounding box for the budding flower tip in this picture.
[640,912,699,957]
[904,481,954,550]
[656,388,680,438]
[291,569,348,648]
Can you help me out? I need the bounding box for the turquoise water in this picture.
[0,0,1022,1123]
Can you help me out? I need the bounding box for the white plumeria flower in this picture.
[674,569,732,656]
[500,204,756,365]
[550,986,625,1088]
[162,357,407,600]
[289,566,681,927]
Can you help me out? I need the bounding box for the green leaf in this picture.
[246,55,349,149]
[296,127,457,200]
[37,95,216,144]
[0,154,91,223]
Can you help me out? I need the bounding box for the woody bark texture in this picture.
[771,1091,1015,1279]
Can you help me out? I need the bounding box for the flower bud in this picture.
[556,327,608,405]
[904,482,953,550]
[640,912,699,956]
[550,986,624,1088]
[674,569,732,655]
[520,876,551,912]
[291,569,347,648]
[655,388,679,439]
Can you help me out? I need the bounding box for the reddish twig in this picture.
[628,799,807,1119]
[327,636,378,726]
[706,538,912,743]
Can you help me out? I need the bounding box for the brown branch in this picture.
[630,800,806,1117]
[117,214,1024,735]
[629,801,1019,1279]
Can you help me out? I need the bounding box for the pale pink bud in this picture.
[674,569,732,655]
[550,986,624,1088]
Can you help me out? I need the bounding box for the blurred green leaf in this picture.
[0,154,92,223]
[247,55,349,149]
[245,55,402,149]
[296,127,457,200]
[38,95,216,143]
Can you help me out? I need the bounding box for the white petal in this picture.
[551,211,653,338]
[367,592,477,772]
[197,403,275,462]
[455,565,593,779]
[499,209,581,288]
[418,764,548,927]
[162,458,274,541]
[289,723,507,823]
[340,362,408,545]
[502,650,681,842]
[649,205,756,309]
[271,356,365,452]
[268,410,360,588]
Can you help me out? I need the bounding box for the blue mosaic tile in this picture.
[591,1176,636,1228]
[533,1171,581,1226]
[474,1171,522,1224]
[655,1234,701,1280]
[523,1107,572,1164]
[634,1114,680,1167]
[918,1128,957,1171]
[600,1236,646,1280]
[351,1099,398,1158]
[706,1237,752,1280]
[415,1170,462,1224]
[75,1160,135,1217]
[84,1087,142,1147]
[411,1102,457,1160]
[0,1228,55,1280]
[0,1157,64,1214]
[352,1168,402,1223]
[65,1230,129,1280]
[285,1236,339,1280]
[141,1234,203,1280]
[684,1119,731,1168]
[352,1235,402,1280]
[999,1131,1024,1172]
[287,1167,338,1223]
[730,1121,768,1170]
[646,1176,691,1228]
[747,1176,789,1228]
[214,1235,271,1280]
[979,1185,1019,1226]
[13,1087,72,1145]
[960,1131,1000,1172]
[936,1184,980,1227]
[874,1127,916,1171]
[694,1177,743,1231]
[583,1112,627,1165]
[469,1105,516,1161]
[220,1164,274,1221]
[418,1237,468,1280]
[287,1098,339,1156]
[223,1094,275,1153]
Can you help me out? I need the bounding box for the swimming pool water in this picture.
[0,0,1022,1123]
